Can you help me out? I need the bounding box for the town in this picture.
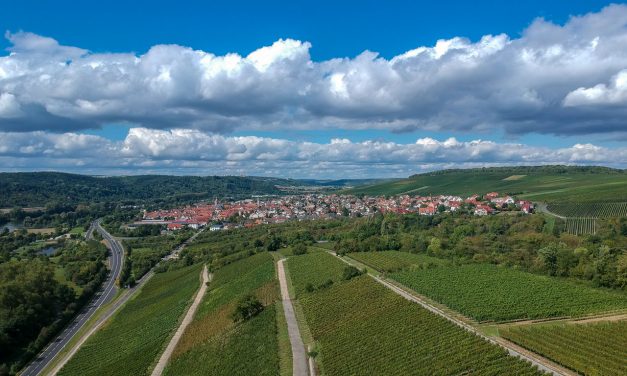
[138,192,534,231]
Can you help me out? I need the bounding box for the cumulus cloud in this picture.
[0,128,625,178]
[1,5,627,136]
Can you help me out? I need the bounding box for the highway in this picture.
[20,220,124,376]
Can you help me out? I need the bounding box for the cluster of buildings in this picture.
[138,192,534,231]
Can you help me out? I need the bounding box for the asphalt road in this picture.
[20,220,123,376]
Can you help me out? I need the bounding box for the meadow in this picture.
[289,257,543,375]
[347,251,449,272]
[501,321,627,375]
[163,252,281,376]
[391,264,627,322]
[58,264,202,376]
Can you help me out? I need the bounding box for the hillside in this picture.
[345,165,627,202]
[0,172,310,207]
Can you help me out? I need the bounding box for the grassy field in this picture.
[345,167,627,202]
[289,256,543,375]
[391,264,627,322]
[163,252,281,376]
[58,264,202,376]
[347,251,449,272]
[501,321,627,375]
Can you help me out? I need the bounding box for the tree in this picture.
[231,295,264,322]
[342,266,364,280]
[293,243,307,255]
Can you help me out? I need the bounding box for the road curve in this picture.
[151,266,210,376]
[277,259,309,376]
[20,220,124,376]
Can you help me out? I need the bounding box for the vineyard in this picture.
[58,264,202,376]
[286,251,347,297]
[164,253,281,376]
[564,217,598,235]
[347,251,449,272]
[548,202,627,218]
[501,321,627,375]
[294,273,543,375]
[390,264,627,322]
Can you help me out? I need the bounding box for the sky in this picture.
[1,0,627,178]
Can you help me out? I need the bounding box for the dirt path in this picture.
[151,265,211,376]
[277,259,309,376]
[503,312,627,327]
[332,252,574,376]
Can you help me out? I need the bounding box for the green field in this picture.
[501,321,627,375]
[347,251,449,272]
[564,217,598,235]
[548,202,627,218]
[59,264,202,376]
[286,252,347,297]
[391,264,627,322]
[163,253,280,376]
[346,166,627,202]
[289,256,543,375]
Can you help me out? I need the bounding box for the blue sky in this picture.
[0,1,626,177]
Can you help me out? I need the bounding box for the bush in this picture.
[342,266,364,281]
[293,243,308,255]
[231,295,264,322]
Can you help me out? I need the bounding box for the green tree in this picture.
[231,295,264,322]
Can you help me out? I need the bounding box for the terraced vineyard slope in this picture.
[348,251,449,272]
[345,166,627,202]
[390,263,627,321]
[163,253,281,376]
[287,253,544,375]
[58,264,202,376]
[501,321,627,375]
[548,202,627,218]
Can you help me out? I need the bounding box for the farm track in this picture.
[501,312,627,327]
[333,252,574,376]
[277,259,310,376]
[151,266,211,376]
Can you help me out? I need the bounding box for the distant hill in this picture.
[0,172,312,207]
[344,166,627,203]
[296,178,398,187]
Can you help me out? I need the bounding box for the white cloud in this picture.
[564,69,627,106]
[0,128,625,178]
[2,5,627,136]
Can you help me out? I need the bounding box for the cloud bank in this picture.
[1,5,627,137]
[1,128,625,178]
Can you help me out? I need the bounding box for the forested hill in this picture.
[345,165,627,202]
[0,172,307,207]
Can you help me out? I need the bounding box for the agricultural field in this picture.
[564,217,598,235]
[347,251,449,272]
[501,321,627,376]
[391,264,627,322]
[345,166,627,203]
[58,264,202,376]
[290,260,543,375]
[548,202,627,218]
[163,252,281,376]
[286,251,347,297]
